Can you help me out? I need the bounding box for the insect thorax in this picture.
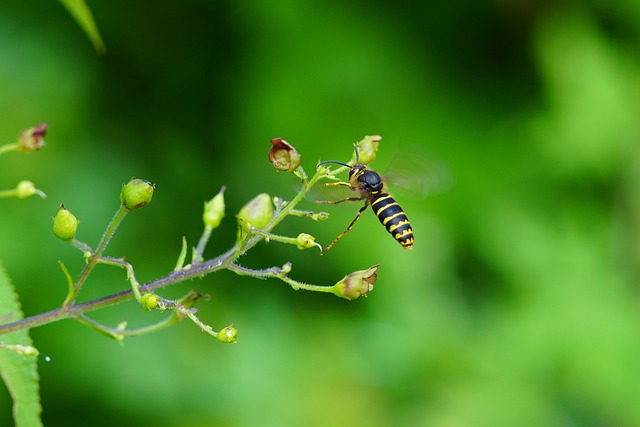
[355,168,383,192]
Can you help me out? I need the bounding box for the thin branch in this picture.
[0,164,339,337]
[0,246,236,335]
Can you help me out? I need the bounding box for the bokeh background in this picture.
[2,1,640,426]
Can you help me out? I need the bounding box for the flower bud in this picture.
[141,293,159,311]
[53,205,79,241]
[120,179,154,211]
[17,123,47,153]
[280,262,292,274]
[332,264,379,300]
[217,324,238,343]
[313,212,329,221]
[237,193,274,239]
[16,180,46,199]
[352,135,381,165]
[268,137,301,172]
[295,233,320,251]
[203,186,226,229]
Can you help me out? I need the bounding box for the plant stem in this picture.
[238,166,326,255]
[0,166,331,336]
[193,225,213,263]
[0,143,17,156]
[0,189,18,198]
[63,206,128,306]
[0,246,236,335]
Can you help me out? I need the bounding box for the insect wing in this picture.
[382,147,452,200]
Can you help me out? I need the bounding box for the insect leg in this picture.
[323,181,352,188]
[325,202,369,251]
[316,196,363,205]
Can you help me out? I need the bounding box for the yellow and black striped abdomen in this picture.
[370,193,414,250]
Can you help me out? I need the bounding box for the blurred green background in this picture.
[2,1,640,426]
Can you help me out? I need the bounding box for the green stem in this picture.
[237,166,327,255]
[193,225,213,263]
[0,143,17,156]
[0,164,334,336]
[227,262,334,294]
[226,263,287,279]
[184,311,218,338]
[0,246,236,335]
[0,189,18,198]
[70,239,93,254]
[248,228,298,246]
[63,206,128,306]
[77,313,182,340]
[97,257,142,302]
[279,275,336,294]
[95,206,129,259]
[75,315,126,341]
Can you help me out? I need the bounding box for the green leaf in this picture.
[0,263,43,427]
[59,0,106,53]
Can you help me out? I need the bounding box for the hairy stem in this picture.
[0,246,236,335]
[63,206,129,306]
[0,166,331,336]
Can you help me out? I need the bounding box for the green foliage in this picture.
[3,1,640,426]
[0,134,382,422]
[0,264,42,427]
[58,0,105,53]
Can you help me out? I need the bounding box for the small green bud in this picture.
[217,324,238,343]
[141,293,159,311]
[203,186,226,229]
[16,180,46,199]
[17,123,47,153]
[120,178,155,211]
[332,264,379,300]
[352,135,381,165]
[280,262,292,274]
[237,193,274,239]
[295,233,321,251]
[53,205,79,241]
[268,137,301,172]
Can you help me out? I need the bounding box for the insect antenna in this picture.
[317,159,351,168]
[316,143,361,169]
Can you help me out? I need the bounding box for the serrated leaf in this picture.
[0,263,43,427]
[59,0,106,53]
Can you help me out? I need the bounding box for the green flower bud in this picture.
[280,262,292,274]
[120,179,155,211]
[237,193,274,239]
[53,205,79,241]
[16,180,46,199]
[141,293,159,311]
[217,324,238,343]
[332,264,379,300]
[268,137,301,172]
[295,233,321,251]
[203,186,226,229]
[17,123,47,153]
[351,135,381,165]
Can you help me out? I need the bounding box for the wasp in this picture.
[316,145,414,251]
